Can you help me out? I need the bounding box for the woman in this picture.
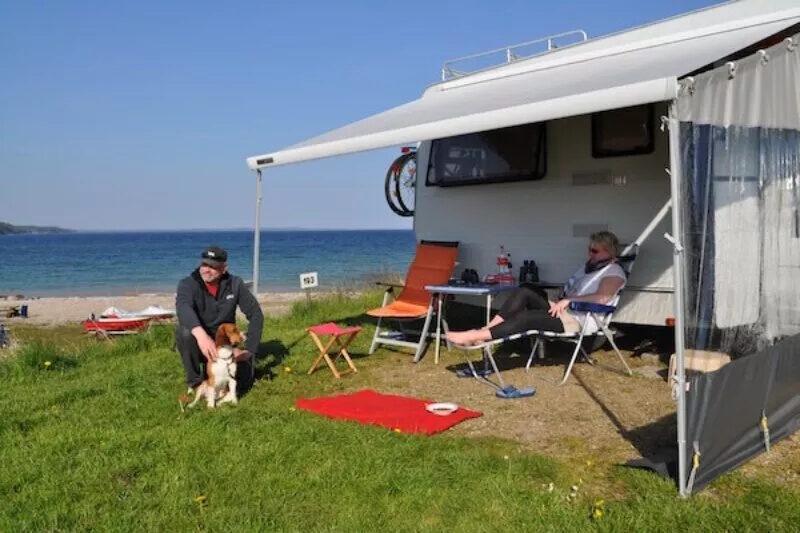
[445,231,626,346]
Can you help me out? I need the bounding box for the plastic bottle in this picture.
[497,245,507,275]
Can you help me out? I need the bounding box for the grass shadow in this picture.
[444,339,583,375]
[238,336,299,396]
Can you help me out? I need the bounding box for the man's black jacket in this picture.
[175,269,263,354]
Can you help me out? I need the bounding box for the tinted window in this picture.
[592,104,654,158]
[427,122,546,187]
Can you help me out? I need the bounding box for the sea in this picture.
[0,230,416,297]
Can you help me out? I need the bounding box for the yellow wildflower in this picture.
[591,499,605,521]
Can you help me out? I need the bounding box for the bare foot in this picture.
[445,330,475,345]
[445,329,485,346]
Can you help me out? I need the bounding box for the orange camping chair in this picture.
[367,240,458,362]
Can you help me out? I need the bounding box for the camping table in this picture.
[424,283,518,364]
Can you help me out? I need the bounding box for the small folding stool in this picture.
[307,322,362,378]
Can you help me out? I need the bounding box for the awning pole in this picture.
[252,169,263,296]
[667,101,689,497]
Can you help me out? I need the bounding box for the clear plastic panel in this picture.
[680,124,800,357]
[678,33,800,358]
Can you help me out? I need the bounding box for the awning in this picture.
[247,6,800,170]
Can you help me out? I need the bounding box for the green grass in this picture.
[1,291,798,531]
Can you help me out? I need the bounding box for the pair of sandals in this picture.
[455,365,536,399]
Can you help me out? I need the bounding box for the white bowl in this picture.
[426,402,459,416]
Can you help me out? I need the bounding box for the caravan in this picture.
[248,0,798,329]
[247,0,800,496]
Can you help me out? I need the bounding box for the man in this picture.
[175,245,264,392]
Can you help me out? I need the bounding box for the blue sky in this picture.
[1,0,717,231]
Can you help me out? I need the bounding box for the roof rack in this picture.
[440,29,588,81]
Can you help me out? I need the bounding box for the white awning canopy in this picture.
[247,3,800,169]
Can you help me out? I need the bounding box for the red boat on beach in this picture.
[82,304,174,334]
[82,316,152,333]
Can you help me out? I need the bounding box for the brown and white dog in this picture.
[188,323,245,409]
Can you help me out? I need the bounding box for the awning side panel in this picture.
[678,32,800,129]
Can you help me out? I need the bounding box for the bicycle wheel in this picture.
[394,152,416,217]
[384,153,413,217]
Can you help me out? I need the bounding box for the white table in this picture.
[424,283,518,364]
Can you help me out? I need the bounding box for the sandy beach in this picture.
[1,291,310,327]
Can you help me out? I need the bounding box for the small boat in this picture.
[82,316,152,333]
[136,305,175,320]
[100,305,175,320]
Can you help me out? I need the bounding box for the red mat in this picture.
[295,389,482,435]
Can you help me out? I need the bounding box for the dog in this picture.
[188,323,245,409]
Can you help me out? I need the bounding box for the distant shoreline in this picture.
[0,221,74,235]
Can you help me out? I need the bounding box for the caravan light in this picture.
[665,317,676,327]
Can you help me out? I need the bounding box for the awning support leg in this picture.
[252,169,263,296]
[666,102,689,498]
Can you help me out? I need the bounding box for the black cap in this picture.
[201,245,228,268]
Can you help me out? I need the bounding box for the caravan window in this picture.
[592,104,654,158]
[426,122,547,187]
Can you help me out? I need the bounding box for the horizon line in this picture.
[60,226,414,233]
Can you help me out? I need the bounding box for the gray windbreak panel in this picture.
[685,334,800,493]
[679,34,800,494]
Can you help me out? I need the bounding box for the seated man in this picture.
[175,245,264,393]
[445,231,626,346]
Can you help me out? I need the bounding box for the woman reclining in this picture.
[445,231,626,346]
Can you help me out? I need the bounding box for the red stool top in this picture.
[308,322,362,336]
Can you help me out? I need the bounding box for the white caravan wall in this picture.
[414,104,674,325]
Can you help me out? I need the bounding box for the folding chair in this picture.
[368,240,458,362]
[450,245,638,388]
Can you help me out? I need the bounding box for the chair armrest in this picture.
[524,282,562,290]
[569,301,616,314]
[375,282,404,292]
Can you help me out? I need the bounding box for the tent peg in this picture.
[760,411,771,453]
[685,442,701,496]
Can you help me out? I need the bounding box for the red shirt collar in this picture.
[204,281,219,297]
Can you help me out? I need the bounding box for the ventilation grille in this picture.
[572,170,611,186]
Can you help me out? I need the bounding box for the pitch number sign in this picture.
[300,272,319,289]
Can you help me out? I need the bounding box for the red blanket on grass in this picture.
[295,389,482,435]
